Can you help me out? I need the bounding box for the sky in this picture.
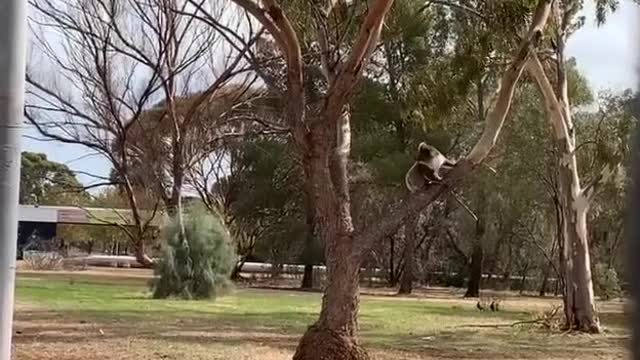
[22,0,640,187]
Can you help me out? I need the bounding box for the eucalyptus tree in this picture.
[182,1,558,358]
[525,0,634,332]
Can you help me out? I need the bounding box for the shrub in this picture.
[593,263,622,300]
[23,251,63,271]
[152,207,236,300]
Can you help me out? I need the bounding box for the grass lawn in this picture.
[13,270,629,359]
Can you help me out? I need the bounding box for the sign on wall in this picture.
[57,208,88,223]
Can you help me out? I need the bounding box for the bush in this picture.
[593,263,622,300]
[152,207,236,300]
[23,251,63,270]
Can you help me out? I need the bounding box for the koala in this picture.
[405,142,457,193]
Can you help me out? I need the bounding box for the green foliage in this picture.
[152,206,236,300]
[20,151,88,205]
[593,263,622,300]
[595,0,620,25]
[225,139,311,265]
[566,58,594,106]
[369,151,413,185]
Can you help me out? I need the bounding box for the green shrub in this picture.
[593,263,622,300]
[152,207,236,300]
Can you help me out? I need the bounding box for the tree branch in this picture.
[324,0,394,123]
[231,0,305,145]
[419,0,486,21]
[466,0,552,164]
[446,228,469,263]
[581,162,619,201]
[354,0,553,257]
[525,54,569,141]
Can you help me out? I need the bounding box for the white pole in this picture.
[0,0,28,358]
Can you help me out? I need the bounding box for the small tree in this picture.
[593,263,622,301]
[152,206,236,300]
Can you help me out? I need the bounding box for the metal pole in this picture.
[0,0,28,358]
[629,89,640,360]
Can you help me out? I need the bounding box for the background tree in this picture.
[524,0,632,332]
[20,152,88,206]
[226,139,307,275]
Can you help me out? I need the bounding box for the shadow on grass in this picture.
[14,274,630,359]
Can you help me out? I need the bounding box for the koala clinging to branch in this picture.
[405,142,457,193]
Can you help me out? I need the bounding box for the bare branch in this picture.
[355,0,554,256]
[324,0,394,122]
[466,0,552,164]
[419,0,486,21]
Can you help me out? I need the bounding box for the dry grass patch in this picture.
[13,270,630,360]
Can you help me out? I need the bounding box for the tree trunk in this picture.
[231,257,247,281]
[519,263,529,294]
[300,150,322,289]
[465,193,486,298]
[465,242,484,298]
[301,189,318,290]
[388,235,396,287]
[301,265,314,289]
[527,53,600,333]
[539,267,549,296]
[559,185,599,332]
[290,1,553,356]
[293,116,369,360]
[554,198,566,291]
[398,215,418,295]
[134,241,154,268]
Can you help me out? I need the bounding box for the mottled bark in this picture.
[293,117,365,359]
[527,54,600,333]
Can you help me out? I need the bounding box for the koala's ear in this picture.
[418,142,429,152]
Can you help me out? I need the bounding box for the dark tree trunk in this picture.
[539,268,550,296]
[465,208,486,298]
[230,264,241,281]
[388,235,396,287]
[464,242,483,298]
[422,237,435,286]
[300,192,318,290]
[231,257,247,281]
[133,241,154,268]
[519,263,530,294]
[398,215,418,294]
[301,265,314,289]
